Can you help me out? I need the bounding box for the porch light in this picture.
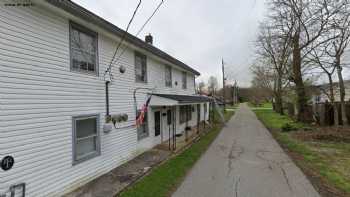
[119,65,126,73]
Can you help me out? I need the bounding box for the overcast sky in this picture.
[73,0,267,87]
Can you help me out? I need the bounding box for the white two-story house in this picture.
[0,1,210,196]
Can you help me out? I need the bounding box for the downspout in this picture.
[105,81,110,118]
[174,106,177,150]
[185,106,189,142]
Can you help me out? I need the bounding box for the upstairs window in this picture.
[70,22,98,75]
[135,52,147,83]
[182,71,187,89]
[165,65,172,87]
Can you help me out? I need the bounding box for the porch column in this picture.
[185,105,189,142]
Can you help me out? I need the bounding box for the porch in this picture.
[155,120,210,153]
[148,94,211,152]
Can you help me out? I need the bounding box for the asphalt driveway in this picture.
[172,104,320,197]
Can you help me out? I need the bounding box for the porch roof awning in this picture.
[149,94,211,106]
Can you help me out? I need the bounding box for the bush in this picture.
[281,123,298,132]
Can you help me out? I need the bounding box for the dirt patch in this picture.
[292,127,350,143]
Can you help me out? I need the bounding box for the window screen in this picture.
[73,115,100,164]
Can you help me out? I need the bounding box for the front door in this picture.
[197,104,201,124]
[154,111,161,137]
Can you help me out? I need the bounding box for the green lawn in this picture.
[226,103,240,109]
[261,102,273,108]
[253,107,350,195]
[119,111,235,197]
[248,102,273,110]
[254,108,304,130]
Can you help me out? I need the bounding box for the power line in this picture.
[108,0,165,76]
[136,0,164,36]
[105,0,142,79]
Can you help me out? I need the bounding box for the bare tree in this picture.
[250,63,275,104]
[326,1,350,125]
[256,22,292,114]
[268,0,345,122]
[307,1,350,125]
[208,76,218,96]
[308,46,339,125]
[197,81,206,94]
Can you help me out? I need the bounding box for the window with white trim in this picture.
[70,22,98,75]
[165,65,172,87]
[182,71,187,89]
[135,52,147,83]
[73,115,100,164]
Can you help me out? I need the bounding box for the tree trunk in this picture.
[327,75,338,126]
[274,73,284,115]
[275,94,283,115]
[336,60,347,125]
[292,34,308,122]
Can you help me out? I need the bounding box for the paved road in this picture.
[173,104,320,197]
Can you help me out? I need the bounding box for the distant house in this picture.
[311,80,350,104]
[0,1,210,197]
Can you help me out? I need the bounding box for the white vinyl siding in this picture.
[0,2,200,197]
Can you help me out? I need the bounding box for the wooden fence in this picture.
[282,102,350,126]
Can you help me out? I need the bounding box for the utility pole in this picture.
[232,81,237,105]
[232,85,235,105]
[222,58,226,111]
[235,81,238,104]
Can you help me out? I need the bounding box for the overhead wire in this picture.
[106,0,165,79]
[136,0,164,36]
[104,0,142,80]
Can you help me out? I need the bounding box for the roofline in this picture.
[45,0,201,76]
[153,93,212,103]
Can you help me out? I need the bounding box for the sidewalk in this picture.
[64,149,170,197]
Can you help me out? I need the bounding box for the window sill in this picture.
[71,69,99,77]
[73,151,100,166]
[135,80,148,84]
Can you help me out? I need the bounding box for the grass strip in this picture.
[253,108,350,194]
